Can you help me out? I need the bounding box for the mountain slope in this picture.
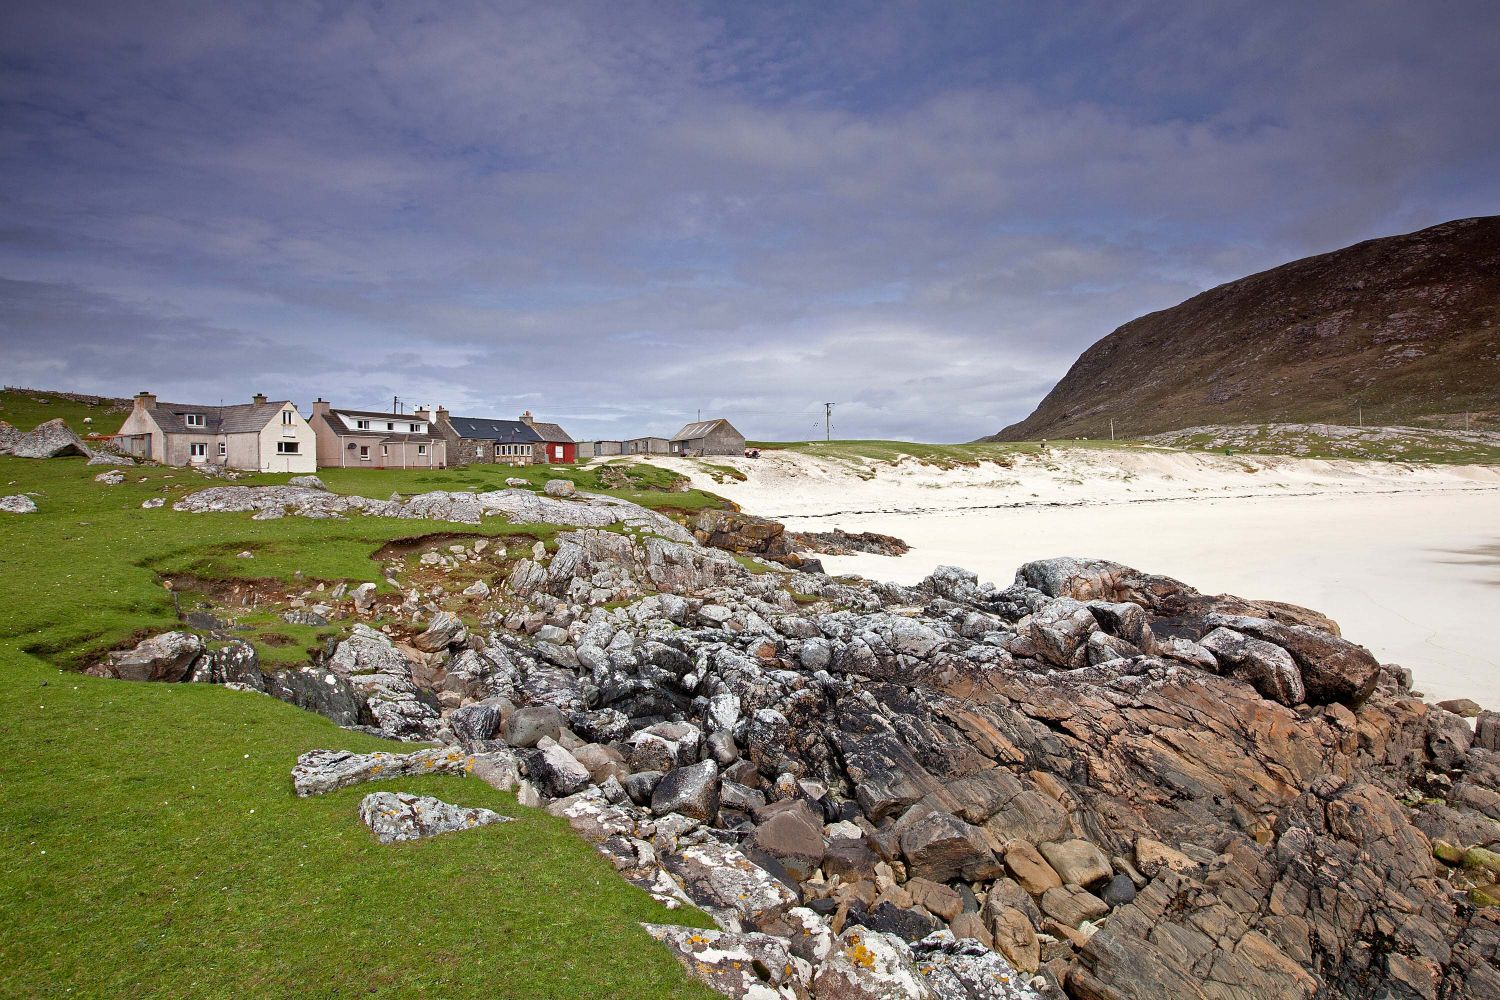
[989,216,1500,441]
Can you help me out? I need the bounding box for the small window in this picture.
[189,442,207,458]
[218,441,226,457]
[276,442,299,455]
[185,413,204,427]
[386,422,395,431]
[281,410,293,425]
[381,445,388,457]
[409,423,421,433]
[494,444,503,457]
[417,444,427,456]
[359,445,370,461]
[355,419,370,430]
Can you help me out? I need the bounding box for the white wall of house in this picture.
[253,406,316,472]
[336,412,428,436]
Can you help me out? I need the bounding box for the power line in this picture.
[822,402,835,442]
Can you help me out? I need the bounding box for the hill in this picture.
[988,216,1500,441]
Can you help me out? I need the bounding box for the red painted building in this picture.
[521,411,576,464]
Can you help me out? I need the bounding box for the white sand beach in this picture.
[647,447,1500,707]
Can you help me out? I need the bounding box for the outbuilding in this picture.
[669,418,746,457]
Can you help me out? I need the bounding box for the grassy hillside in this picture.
[0,387,130,433]
[1145,423,1500,465]
[991,216,1500,441]
[749,437,1164,468]
[0,454,720,998]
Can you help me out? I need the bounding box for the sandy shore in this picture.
[644,447,1500,707]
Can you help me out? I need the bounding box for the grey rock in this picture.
[287,475,325,490]
[651,759,720,822]
[104,631,204,682]
[358,790,509,843]
[1200,626,1306,705]
[660,841,798,930]
[449,702,502,743]
[544,478,577,497]
[502,705,565,748]
[411,611,466,652]
[10,418,91,459]
[0,494,37,514]
[642,923,812,998]
[530,737,592,797]
[291,746,482,796]
[1100,872,1137,907]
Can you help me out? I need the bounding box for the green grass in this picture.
[0,454,719,997]
[0,387,129,434]
[1147,423,1500,465]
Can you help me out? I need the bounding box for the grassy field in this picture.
[0,450,721,998]
[0,387,131,434]
[1144,423,1500,465]
[747,437,1161,471]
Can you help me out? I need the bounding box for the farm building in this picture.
[625,436,670,455]
[113,391,316,472]
[419,407,540,466]
[576,440,624,459]
[669,418,745,457]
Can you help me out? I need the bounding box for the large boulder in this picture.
[746,801,827,881]
[1024,598,1098,668]
[897,806,999,883]
[529,737,592,797]
[1200,627,1306,705]
[291,747,483,796]
[10,418,92,459]
[1204,613,1381,706]
[642,923,812,998]
[358,791,509,843]
[410,611,466,653]
[811,928,929,999]
[1038,839,1112,888]
[502,704,564,748]
[651,759,720,822]
[103,631,204,682]
[327,625,439,739]
[660,841,798,930]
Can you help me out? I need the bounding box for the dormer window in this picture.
[386,422,395,431]
[185,413,205,427]
[355,419,371,430]
[409,423,423,433]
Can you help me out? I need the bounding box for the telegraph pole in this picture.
[1109,419,1115,441]
[823,402,835,441]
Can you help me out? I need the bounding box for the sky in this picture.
[2,2,1497,442]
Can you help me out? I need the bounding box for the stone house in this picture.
[417,407,541,466]
[520,411,576,464]
[670,418,746,457]
[113,391,316,472]
[309,400,446,468]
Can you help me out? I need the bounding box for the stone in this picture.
[642,923,812,998]
[661,841,798,930]
[544,479,577,497]
[462,579,491,599]
[571,743,629,785]
[350,582,378,613]
[94,470,125,485]
[624,770,663,806]
[0,494,37,514]
[103,631,204,682]
[1200,626,1306,705]
[530,737,592,797]
[1476,711,1500,752]
[651,759,720,822]
[811,928,928,1000]
[748,802,827,881]
[411,611,466,652]
[140,497,165,509]
[282,609,328,626]
[988,904,1041,974]
[1038,839,1112,888]
[358,791,508,843]
[1024,598,1098,667]
[327,625,438,739]
[911,930,1044,999]
[502,705,564,748]
[9,418,91,459]
[1040,884,1109,927]
[1439,698,1482,718]
[1132,837,1196,879]
[1099,873,1137,908]
[287,475,325,490]
[1204,612,1382,706]
[1004,841,1062,895]
[904,878,963,922]
[291,746,483,796]
[898,806,999,883]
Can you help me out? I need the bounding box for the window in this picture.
[218,441,226,457]
[553,445,562,459]
[417,444,427,456]
[386,422,395,431]
[185,413,204,427]
[281,410,293,425]
[359,445,370,461]
[276,442,299,455]
[381,445,388,456]
[494,444,503,457]
[189,442,207,459]
[409,423,422,433]
[355,419,371,430]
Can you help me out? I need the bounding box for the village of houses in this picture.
[108,391,748,474]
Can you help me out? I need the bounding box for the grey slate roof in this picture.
[527,421,574,444]
[671,418,735,442]
[149,400,288,435]
[447,416,541,444]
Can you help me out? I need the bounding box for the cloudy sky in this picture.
[2,2,1497,441]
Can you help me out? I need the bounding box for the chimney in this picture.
[415,406,434,422]
[437,405,449,422]
[134,391,156,409]
[311,398,330,417]
[252,393,268,405]
[520,410,535,427]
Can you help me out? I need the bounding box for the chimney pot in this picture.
[252,393,268,405]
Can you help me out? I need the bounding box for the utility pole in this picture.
[1109,419,1115,441]
[823,402,835,442]
[1358,405,1363,428]
[393,395,401,415]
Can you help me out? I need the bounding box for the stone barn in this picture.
[669,418,746,457]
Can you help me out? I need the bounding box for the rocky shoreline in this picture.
[94,482,1500,999]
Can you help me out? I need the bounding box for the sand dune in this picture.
[643,447,1500,707]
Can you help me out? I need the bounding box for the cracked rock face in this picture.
[357,791,509,843]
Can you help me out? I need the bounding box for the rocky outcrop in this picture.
[118,483,1500,998]
[790,528,911,558]
[358,791,509,843]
